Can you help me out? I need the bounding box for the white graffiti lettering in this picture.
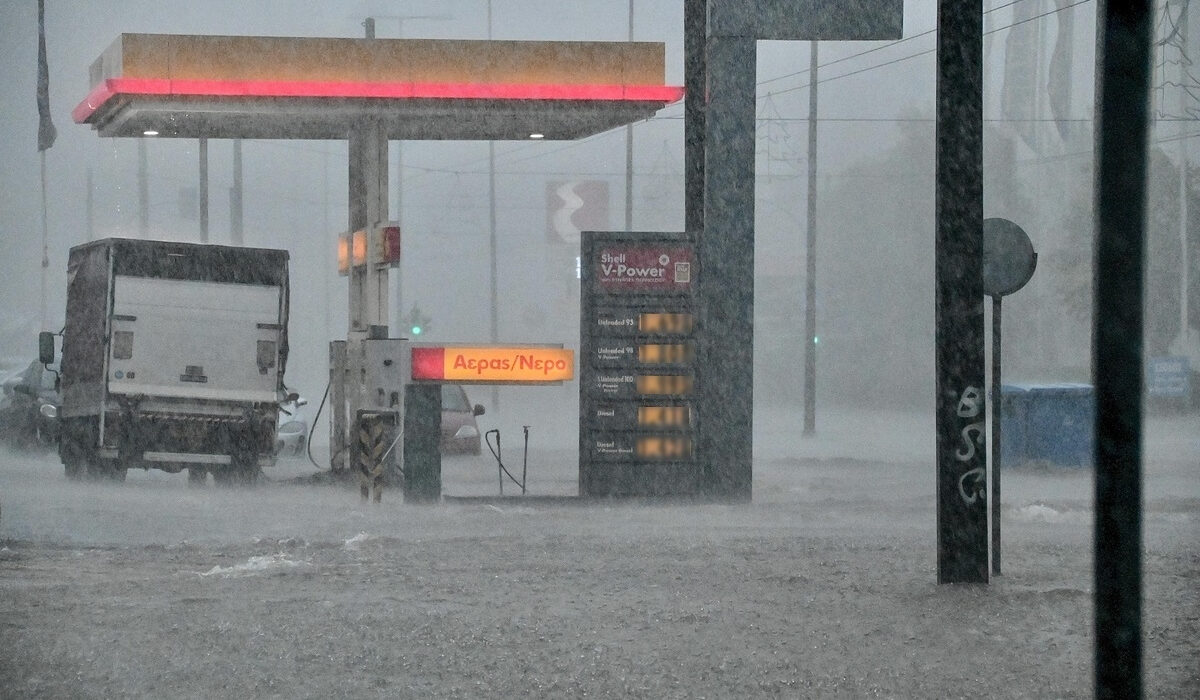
[952,385,987,505]
[958,467,987,505]
[956,421,986,461]
[956,385,983,418]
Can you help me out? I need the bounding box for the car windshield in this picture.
[440,385,471,412]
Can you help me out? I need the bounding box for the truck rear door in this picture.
[107,276,282,404]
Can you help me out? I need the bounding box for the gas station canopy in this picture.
[72,34,684,140]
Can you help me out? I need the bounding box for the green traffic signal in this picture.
[406,304,430,337]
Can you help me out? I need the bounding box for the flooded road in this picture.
[1,409,1196,698]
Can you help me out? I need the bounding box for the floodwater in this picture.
[0,407,1196,698]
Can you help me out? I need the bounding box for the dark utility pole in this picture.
[199,137,209,243]
[803,42,818,436]
[683,0,705,235]
[934,0,988,584]
[231,140,243,245]
[138,138,149,237]
[487,0,500,411]
[1093,2,1152,697]
[625,0,635,231]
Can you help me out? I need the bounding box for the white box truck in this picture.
[43,238,292,484]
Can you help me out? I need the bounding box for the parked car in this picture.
[272,385,482,458]
[275,396,309,457]
[441,384,485,455]
[0,360,60,449]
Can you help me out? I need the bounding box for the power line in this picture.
[373,0,1100,191]
[757,0,1033,88]
[333,0,1102,193]
[226,0,1105,197]
[763,0,1095,100]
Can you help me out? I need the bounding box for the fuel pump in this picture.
[329,332,409,502]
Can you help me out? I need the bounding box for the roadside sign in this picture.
[579,231,702,498]
[1146,356,1191,399]
[983,217,1037,298]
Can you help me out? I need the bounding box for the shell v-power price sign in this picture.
[579,231,699,497]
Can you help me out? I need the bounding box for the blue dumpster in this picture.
[1000,383,1094,469]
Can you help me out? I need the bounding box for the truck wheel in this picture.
[64,459,84,481]
[87,459,125,482]
[100,461,126,482]
[235,462,261,486]
[228,448,260,486]
[213,465,257,486]
[60,430,87,481]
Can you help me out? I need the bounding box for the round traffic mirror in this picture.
[983,217,1037,298]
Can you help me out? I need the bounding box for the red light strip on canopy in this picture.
[73,77,685,123]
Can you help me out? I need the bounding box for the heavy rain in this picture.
[1,1,1197,697]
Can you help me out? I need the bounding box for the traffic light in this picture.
[406,305,432,337]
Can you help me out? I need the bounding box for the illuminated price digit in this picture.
[638,343,693,364]
[638,313,694,335]
[637,375,693,396]
[638,406,690,427]
[637,437,663,458]
[636,436,693,460]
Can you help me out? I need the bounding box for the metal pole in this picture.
[40,152,49,331]
[625,0,635,231]
[231,140,243,246]
[991,295,1002,575]
[935,0,988,584]
[323,146,331,347]
[348,122,389,333]
[1178,6,1190,358]
[1093,1,1151,696]
[86,167,94,241]
[488,0,500,410]
[522,425,529,496]
[683,0,705,235]
[803,41,818,436]
[138,138,149,238]
[199,137,209,243]
[396,140,404,330]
